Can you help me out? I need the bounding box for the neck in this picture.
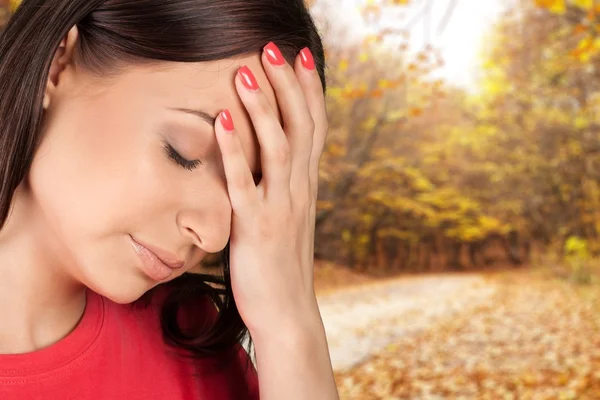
[0,183,86,354]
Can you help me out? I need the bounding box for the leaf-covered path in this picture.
[317,273,496,371]
[328,269,600,399]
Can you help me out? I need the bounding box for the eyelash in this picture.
[162,141,203,171]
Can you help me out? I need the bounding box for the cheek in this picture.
[28,108,159,242]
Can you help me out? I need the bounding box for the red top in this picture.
[0,288,259,400]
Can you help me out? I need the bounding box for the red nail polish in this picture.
[220,109,234,131]
[300,47,315,70]
[238,66,260,91]
[264,42,285,66]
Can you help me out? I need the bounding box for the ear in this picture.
[43,25,79,110]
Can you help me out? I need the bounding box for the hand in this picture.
[214,42,328,338]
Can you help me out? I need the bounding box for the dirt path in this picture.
[332,269,600,399]
[316,273,496,372]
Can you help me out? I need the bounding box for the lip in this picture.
[130,236,185,269]
[129,235,185,281]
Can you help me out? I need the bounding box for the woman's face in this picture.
[28,44,278,303]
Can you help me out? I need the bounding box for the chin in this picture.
[84,271,157,305]
[102,290,147,305]
[75,239,168,305]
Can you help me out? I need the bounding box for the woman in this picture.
[0,0,338,399]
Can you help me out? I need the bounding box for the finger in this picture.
[235,66,291,200]
[261,42,314,192]
[214,109,260,214]
[293,47,328,194]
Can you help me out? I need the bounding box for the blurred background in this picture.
[4,0,600,398]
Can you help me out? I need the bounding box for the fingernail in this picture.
[300,47,315,70]
[238,66,260,91]
[220,109,234,131]
[264,42,285,66]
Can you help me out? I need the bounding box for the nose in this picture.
[176,185,232,255]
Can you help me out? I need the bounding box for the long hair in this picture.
[0,0,326,374]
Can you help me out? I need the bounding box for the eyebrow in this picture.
[169,107,216,126]
[170,106,263,178]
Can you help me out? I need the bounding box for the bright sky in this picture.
[411,0,508,88]
[315,0,511,90]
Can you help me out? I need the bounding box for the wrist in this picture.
[248,304,339,400]
[248,297,325,346]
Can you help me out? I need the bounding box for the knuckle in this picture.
[269,142,291,165]
[305,116,316,134]
[230,172,254,192]
[292,114,315,136]
[255,98,273,116]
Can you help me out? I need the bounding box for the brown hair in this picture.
[0,0,326,374]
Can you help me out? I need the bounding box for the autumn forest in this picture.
[3,0,600,398]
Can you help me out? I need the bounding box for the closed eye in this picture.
[162,141,203,171]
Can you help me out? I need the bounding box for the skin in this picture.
[0,24,339,399]
[0,26,277,353]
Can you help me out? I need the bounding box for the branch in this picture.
[437,0,458,35]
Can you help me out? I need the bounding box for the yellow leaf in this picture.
[316,200,335,211]
[408,107,423,117]
[359,53,369,63]
[327,87,343,99]
[556,371,570,385]
[341,230,352,242]
[573,24,589,34]
[575,115,589,129]
[362,116,378,130]
[579,51,592,62]
[388,79,401,89]
[326,143,345,157]
[9,0,21,12]
[570,36,596,62]
[339,60,349,72]
[370,89,384,98]
[535,0,566,14]
[386,109,406,121]
[551,0,566,14]
[573,0,593,10]
[377,79,390,89]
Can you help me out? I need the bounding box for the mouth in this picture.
[130,235,185,269]
[129,235,185,281]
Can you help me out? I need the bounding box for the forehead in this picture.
[126,54,280,175]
